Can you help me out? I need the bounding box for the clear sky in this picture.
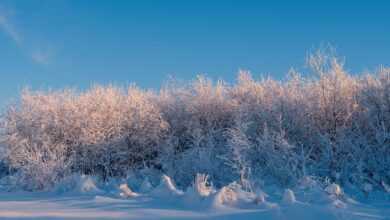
[0,0,389,108]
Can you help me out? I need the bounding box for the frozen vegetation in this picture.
[0,51,389,219]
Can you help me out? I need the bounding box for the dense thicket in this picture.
[0,53,389,191]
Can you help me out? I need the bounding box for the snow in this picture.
[1,66,390,220]
[282,189,296,204]
[150,175,184,197]
[0,191,388,220]
[0,176,388,220]
[381,181,390,193]
[119,183,139,198]
[54,174,103,195]
[325,183,343,197]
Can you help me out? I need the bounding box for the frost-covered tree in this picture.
[0,50,389,192]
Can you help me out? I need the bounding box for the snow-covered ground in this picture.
[0,176,388,220]
[0,192,388,220]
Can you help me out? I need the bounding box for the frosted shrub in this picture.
[0,50,389,192]
[70,86,168,177]
[158,77,238,187]
[225,115,301,187]
[191,173,214,197]
[1,86,167,190]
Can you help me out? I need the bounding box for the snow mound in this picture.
[213,185,238,207]
[55,174,102,195]
[119,183,139,198]
[325,183,342,196]
[212,182,256,208]
[151,175,184,197]
[79,176,101,193]
[283,189,296,204]
[381,181,390,193]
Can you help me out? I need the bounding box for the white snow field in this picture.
[0,192,388,220]
[0,176,389,220]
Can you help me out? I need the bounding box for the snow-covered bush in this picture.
[186,173,215,199]
[1,86,167,190]
[0,50,389,192]
[158,77,238,187]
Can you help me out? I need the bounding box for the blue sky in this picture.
[0,0,389,107]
